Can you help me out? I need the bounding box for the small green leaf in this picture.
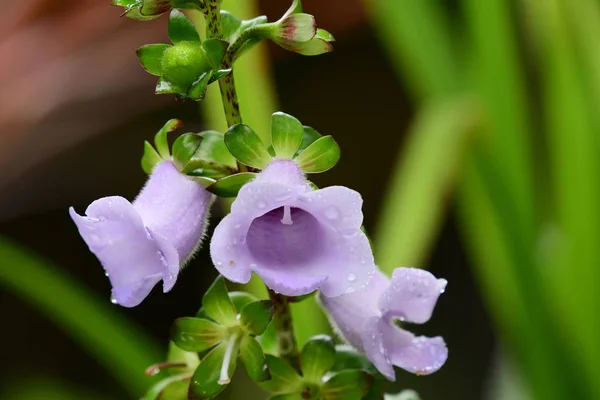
[155,77,186,95]
[269,394,304,400]
[331,345,377,375]
[240,335,270,382]
[282,37,333,56]
[155,119,183,159]
[229,291,260,311]
[271,112,304,160]
[188,341,238,400]
[260,355,302,393]
[174,131,237,178]
[202,39,229,69]
[141,141,163,174]
[207,172,257,197]
[240,300,275,335]
[295,126,322,156]
[168,9,200,44]
[294,135,340,173]
[282,0,303,18]
[316,29,335,42]
[195,131,238,168]
[140,0,171,18]
[208,68,232,84]
[300,335,336,381]
[322,370,373,400]
[224,124,272,168]
[172,133,203,172]
[137,44,170,76]
[171,317,225,353]
[220,12,268,59]
[202,276,237,326]
[144,373,192,400]
[187,71,213,100]
[167,341,200,370]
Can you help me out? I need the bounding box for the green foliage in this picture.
[168,10,201,43]
[171,317,226,352]
[240,300,275,335]
[300,335,336,382]
[239,335,271,382]
[140,119,183,174]
[294,136,340,173]
[224,124,273,168]
[206,172,257,197]
[202,276,238,326]
[188,341,239,399]
[271,112,304,160]
[137,44,170,76]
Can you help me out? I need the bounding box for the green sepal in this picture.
[240,300,275,335]
[228,291,260,311]
[276,13,316,44]
[144,373,192,400]
[155,118,183,159]
[174,130,237,178]
[155,77,186,95]
[142,141,163,174]
[171,0,203,11]
[188,341,238,400]
[208,68,232,84]
[269,394,304,400]
[224,124,273,168]
[300,335,336,382]
[114,0,169,21]
[202,39,229,69]
[220,11,268,59]
[283,0,303,17]
[322,370,373,400]
[285,37,334,56]
[240,335,271,382]
[171,317,226,353]
[296,126,322,156]
[260,355,302,393]
[202,276,237,326]
[206,172,257,197]
[172,133,203,172]
[271,112,304,160]
[168,9,200,44]
[294,135,340,173]
[137,44,170,76]
[167,341,200,370]
[316,28,335,42]
[187,71,213,100]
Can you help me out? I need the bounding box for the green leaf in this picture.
[172,133,203,172]
[171,317,225,353]
[206,172,257,197]
[202,276,238,326]
[168,9,200,44]
[260,355,302,393]
[155,77,186,95]
[144,373,192,400]
[220,11,269,59]
[208,68,232,84]
[228,291,259,312]
[187,71,213,101]
[167,341,200,370]
[296,126,322,155]
[300,335,336,381]
[188,340,238,400]
[140,0,171,17]
[197,131,238,168]
[294,135,340,173]
[331,346,379,376]
[141,141,163,175]
[282,0,303,18]
[284,37,334,56]
[202,39,229,69]
[322,370,373,400]
[175,131,237,178]
[155,119,183,159]
[137,44,170,76]
[240,335,270,382]
[240,300,275,335]
[269,394,304,400]
[316,28,335,42]
[224,124,272,168]
[271,112,304,159]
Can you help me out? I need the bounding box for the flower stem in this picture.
[268,289,301,370]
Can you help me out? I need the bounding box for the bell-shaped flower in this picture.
[70,161,213,307]
[320,267,448,380]
[210,160,375,297]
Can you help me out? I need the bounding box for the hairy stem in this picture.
[268,289,301,370]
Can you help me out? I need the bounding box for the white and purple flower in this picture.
[320,267,448,380]
[70,161,213,307]
[210,159,375,297]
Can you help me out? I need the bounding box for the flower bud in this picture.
[161,42,211,88]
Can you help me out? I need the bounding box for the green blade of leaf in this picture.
[224,124,272,168]
[240,335,271,382]
[188,340,238,400]
[260,355,302,393]
[201,276,238,326]
[322,370,373,400]
[172,133,203,172]
[228,291,260,311]
[141,141,163,175]
[187,71,213,101]
[300,335,336,382]
[171,317,226,353]
[168,9,200,44]
[206,172,257,197]
[136,44,170,76]
[144,373,192,400]
[294,135,340,173]
[155,77,186,95]
[202,39,229,69]
[270,112,304,160]
[269,394,304,400]
[240,300,275,336]
[154,119,183,160]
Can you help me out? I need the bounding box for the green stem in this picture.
[268,289,301,370]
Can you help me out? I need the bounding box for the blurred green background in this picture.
[0,0,598,399]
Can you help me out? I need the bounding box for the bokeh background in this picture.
[0,0,597,399]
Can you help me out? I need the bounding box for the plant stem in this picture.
[268,289,301,370]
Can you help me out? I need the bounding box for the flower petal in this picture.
[380,321,448,375]
[70,196,179,307]
[378,268,447,324]
[210,213,254,283]
[257,268,327,296]
[361,316,395,381]
[299,186,363,233]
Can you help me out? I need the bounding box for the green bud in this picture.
[161,42,210,88]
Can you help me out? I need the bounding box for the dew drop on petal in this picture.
[347,273,356,282]
[325,206,340,220]
[110,295,118,305]
[216,261,223,266]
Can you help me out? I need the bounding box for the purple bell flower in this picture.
[320,267,448,380]
[210,160,375,297]
[70,161,213,307]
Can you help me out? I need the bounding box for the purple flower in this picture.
[210,160,375,297]
[70,161,213,307]
[320,267,448,380]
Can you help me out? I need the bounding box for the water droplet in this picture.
[166,272,173,281]
[216,261,223,266]
[346,287,356,294]
[347,273,356,282]
[105,271,110,277]
[325,206,340,220]
[110,295,118,305]
[257,200,266,209]
[250,263,257,268]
